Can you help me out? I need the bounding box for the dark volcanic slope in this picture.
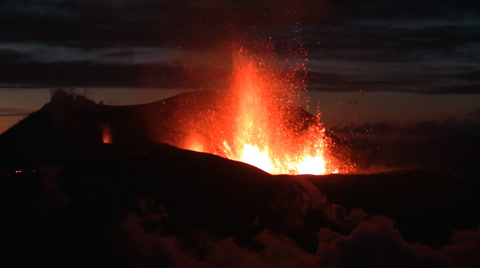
[2,141,479,267]
[0,89,322,169]
[1,90,479,267]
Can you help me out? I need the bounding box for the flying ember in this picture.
[181,48,347,175]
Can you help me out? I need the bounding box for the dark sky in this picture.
[1,0,479,93]
[1,0,480,132]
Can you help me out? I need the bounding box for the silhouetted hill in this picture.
[0,90,102,170]
[0,89,327,170]
[1,141,478,267]
[1,90,479,267]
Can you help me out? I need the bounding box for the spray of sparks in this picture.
[180,48,348,175]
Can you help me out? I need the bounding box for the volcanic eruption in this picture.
[174,47,351,175]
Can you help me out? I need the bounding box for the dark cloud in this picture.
[0,62,221,89]
[440,228,480,267]
[207,230,319,267]
[309,25,480,66]
[317,216,440,268]
[0,0,478,93]
[305,20,480,93]
[118,206,320,268]
[115,199,480,268]
[324,204,367,229]
[0,48,34,63]
[115,200,198,268]
[330,0,480,20]
[436,83,480,94]
[0,0,324,48]
[448,71,480,82]
[317,218,480,268]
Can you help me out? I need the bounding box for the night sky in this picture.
[1,0,480,132]
[2,2,480,266]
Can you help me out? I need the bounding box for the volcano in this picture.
[1,90,479,267]
[0,88,351,174]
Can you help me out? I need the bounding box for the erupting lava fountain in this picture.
[181,47,352,175]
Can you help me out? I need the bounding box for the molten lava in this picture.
[102,125,113,144]
[180,49,347,175]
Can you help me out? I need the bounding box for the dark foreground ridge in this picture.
[0,90,479,267]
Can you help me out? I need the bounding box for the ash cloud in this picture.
[319,219,480,268]
[115,197,480,268]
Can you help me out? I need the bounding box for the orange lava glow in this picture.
[102,125,113,144]
[181,49,349,175]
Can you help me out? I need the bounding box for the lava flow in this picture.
[181,49,348,175]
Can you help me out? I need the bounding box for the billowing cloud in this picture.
[116,198,480,267]
[317,216,439,267]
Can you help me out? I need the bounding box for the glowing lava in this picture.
[181,49,347,175]
[102,125,113,144]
